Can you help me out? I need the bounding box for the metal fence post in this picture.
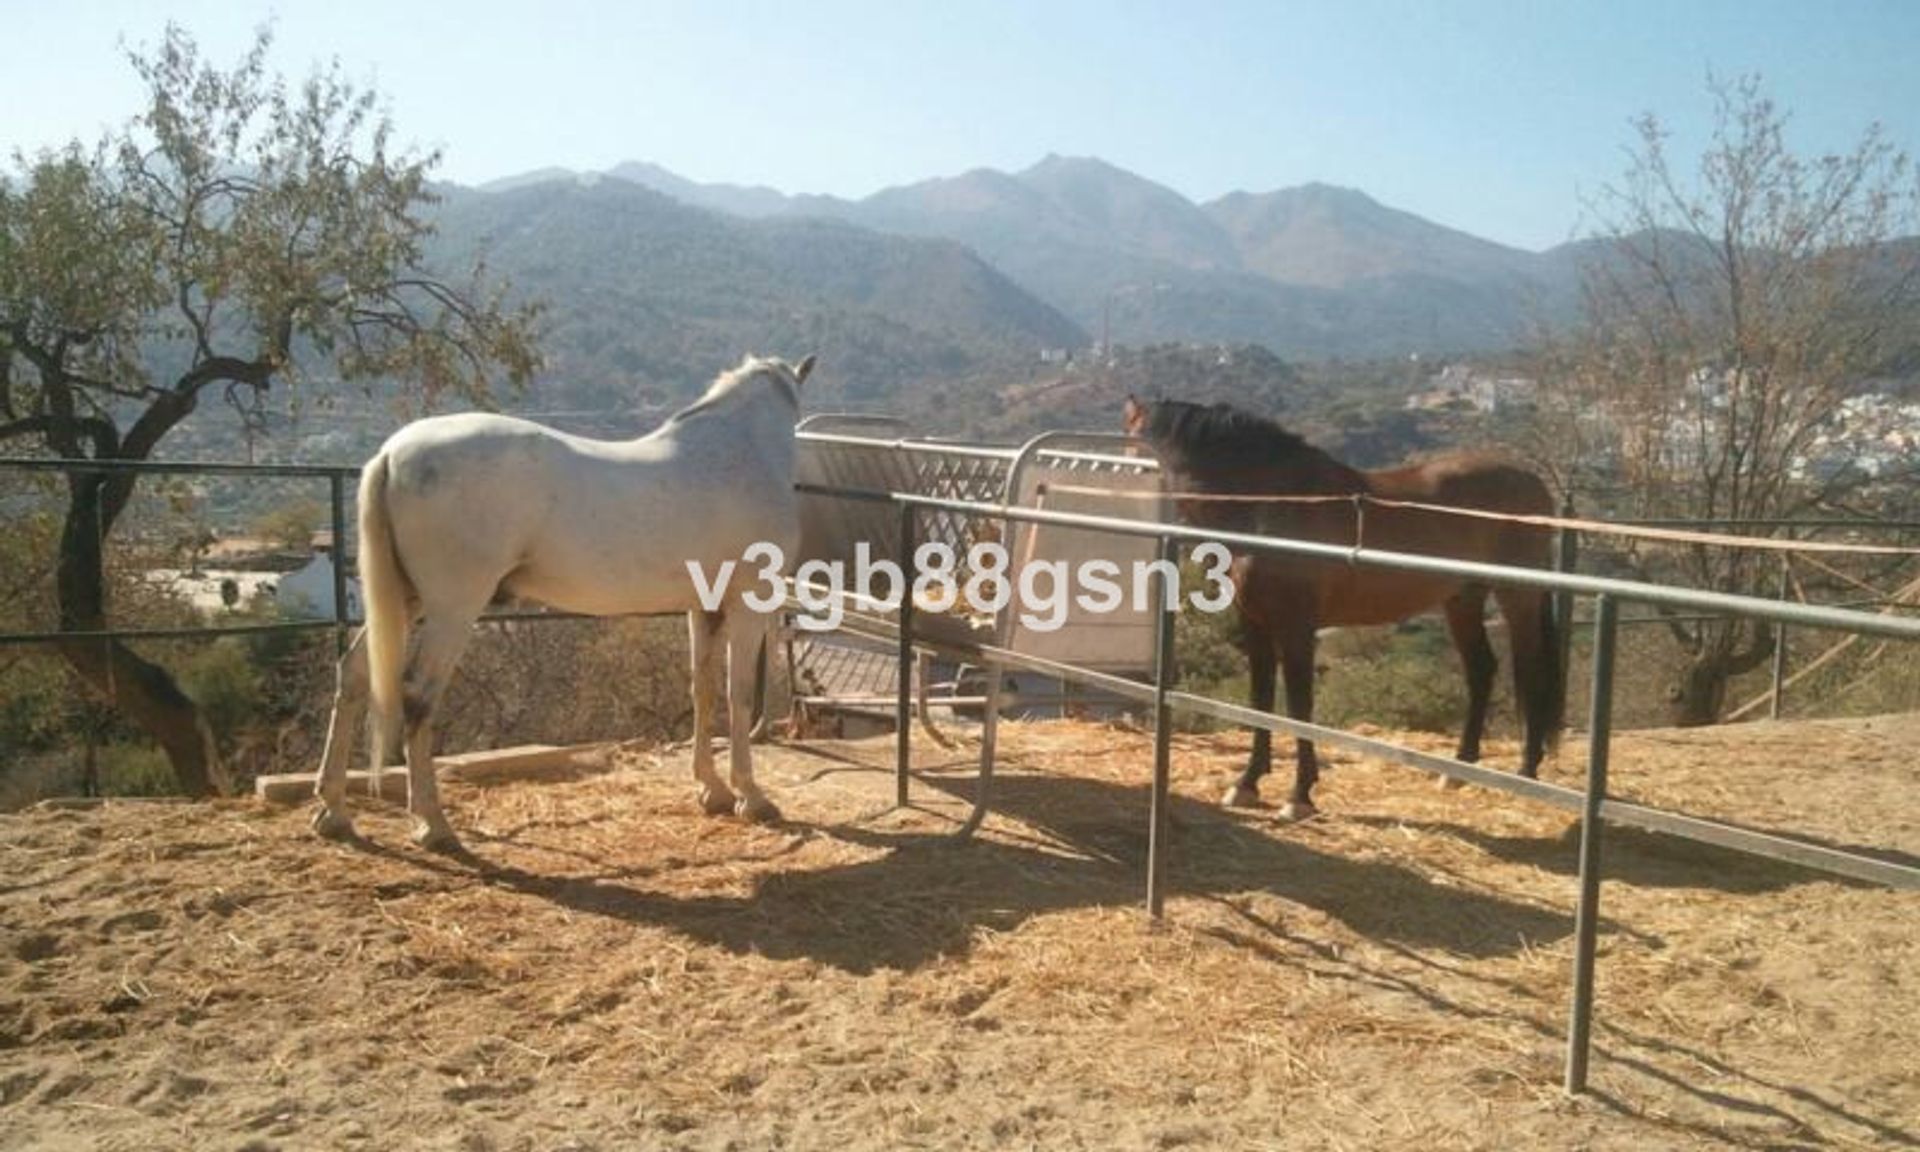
[895,502,917,807]
[1770,556,1791,721]
[329,473,350,658]
[1147,534,1179,920]
[1566,592,1618,1095]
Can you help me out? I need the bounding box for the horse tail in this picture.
[358,453,410,768]
[1535,482,1570,750]
[1536,585,1568,750]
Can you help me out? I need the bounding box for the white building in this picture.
[275,549,362,621]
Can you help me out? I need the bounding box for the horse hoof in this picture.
[411,822,462,854]
[311,806,356,841]
[1279,800,1318,822]
[698,785,738,816]
[736,794,782,824]
[1221,783,1262,808]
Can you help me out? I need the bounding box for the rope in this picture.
[1791,549,1915,598]
[1349,494,1365,565]
[1038,482,1920,557]
[1724,568,1920,721]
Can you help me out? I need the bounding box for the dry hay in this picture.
[1,716,1916,1150]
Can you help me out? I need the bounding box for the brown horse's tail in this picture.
[1536,586,1568,750]
[1533,483,1571,751]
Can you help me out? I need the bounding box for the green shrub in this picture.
[1174,608,1475,736]
[179,637,266,745]
[1315,623,1469,734]
[96,743,178,797]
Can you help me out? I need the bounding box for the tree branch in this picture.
[0,413,118,456]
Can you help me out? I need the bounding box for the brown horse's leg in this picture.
[1277,622,1319,820]
[1225,624,1277,808]
[1495,587,1552,778]
[1443,587,1497,770]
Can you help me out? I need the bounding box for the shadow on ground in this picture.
[369,760,1573,975]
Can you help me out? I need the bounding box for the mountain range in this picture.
[407,155,1624,440]
[467,154,1592,360]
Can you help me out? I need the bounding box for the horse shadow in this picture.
[388,765,1575,976]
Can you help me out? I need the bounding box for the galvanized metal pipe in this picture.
[0,619,342,645]
[0,457,359,478]
[828,607,1920,890]
[329,473,351,659]
[895,502,916,809]
[1147,534,1179,920]
[1770,556,1791,721]
[890,493,1920,642]
[1566,594,1619,1096]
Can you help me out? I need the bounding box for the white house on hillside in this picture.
[275,538,362,621]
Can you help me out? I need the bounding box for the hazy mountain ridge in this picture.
[1202,182,1541,288]
[480,155,1589,356]
[427,178,1085,422]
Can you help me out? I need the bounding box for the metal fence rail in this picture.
[2,457,366,656]
[792,484,1920,878]
[786,478,1920,1100]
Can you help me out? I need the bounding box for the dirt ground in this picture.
[2,715,1916,1151]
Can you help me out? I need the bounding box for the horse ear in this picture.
[794,354,817,386]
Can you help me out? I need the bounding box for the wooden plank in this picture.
[254,742,612,805]
[438,743,602,783]
[256,767,406,805]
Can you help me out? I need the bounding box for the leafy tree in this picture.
[0,26,540,792]
[1531,76,1920,725]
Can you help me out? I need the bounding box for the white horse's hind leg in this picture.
[400,614,472,853]
[688,611,736,815]
[312,629,369,840]
[725,611,780,823]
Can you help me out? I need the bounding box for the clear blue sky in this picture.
[4,1,1916,251]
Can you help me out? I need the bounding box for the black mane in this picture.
[1141,398,1320,476]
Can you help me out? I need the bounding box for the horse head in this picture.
[788,352,817,390]
[679,353,818,423]
[751,352,816,407]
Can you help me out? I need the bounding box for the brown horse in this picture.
[1124,396,1565,818]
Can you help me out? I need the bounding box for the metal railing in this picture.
[791,478,1920,1099]
[0,457,651,652]
[0,458,365,655]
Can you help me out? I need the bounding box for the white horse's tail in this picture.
[357,453,411,768]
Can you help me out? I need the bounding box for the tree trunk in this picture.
[54,473,224,796]
[1669,654,1731,727]
[1668,620,1774,728]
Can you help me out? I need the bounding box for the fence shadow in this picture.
[1340,812,1896,893]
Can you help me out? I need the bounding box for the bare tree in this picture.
[0,26,541,791]
[1534,76,1920,724]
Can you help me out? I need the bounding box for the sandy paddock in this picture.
[1,715,1916,1150]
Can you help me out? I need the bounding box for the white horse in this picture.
[312,353,815,852]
